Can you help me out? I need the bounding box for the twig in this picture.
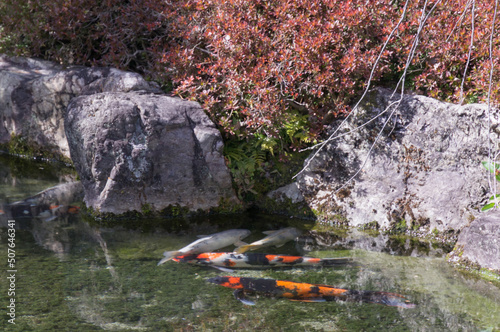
[445,0,473,43]
[293,0,412,179]
[459,0,475,104]
[487,0,499,208]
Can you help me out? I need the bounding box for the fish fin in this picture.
[275,243,286,248]
[157,251,179,265]
[233,245,252,254]
[233,289,255,306]
[42,215,58,222]
[289,298,327,303]
[320,258,354,265]
[313,284,348,290]
[212,266,235,273]
[373,293,416,308]
[233,240,248,247]
[359,291,416,308]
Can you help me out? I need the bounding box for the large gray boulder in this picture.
[65,91,238,214]
[292,88,499,233]
[448,211,500,273]
[0,54,160,159]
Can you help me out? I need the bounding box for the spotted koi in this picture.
[173,252,352,271]
[157,229,251,266]
[207,276,416,308]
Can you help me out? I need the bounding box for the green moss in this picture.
[1,134,73,165]
[447,245,500,287]
[358,220,380,232]
[141,203,152,215]
[255,194,316,220]
[209,197,245,214]
[479,268,500,284]
[452,262,500,288]
[311,221,350,238]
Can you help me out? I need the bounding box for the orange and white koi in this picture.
[207,276,416,308]
[157,229,251,266]
[173,252,352,271]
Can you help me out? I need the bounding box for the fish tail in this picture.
[233,289,255,305]
[157,251,180,265]
[357,291,416,308]
[233,245,253,254]
[320,258,353,266]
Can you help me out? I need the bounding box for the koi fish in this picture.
[173,252,352,271]
[157,229,251,266]
[67,205,80,214]
[207,276,416,308]
[233,227,302,254]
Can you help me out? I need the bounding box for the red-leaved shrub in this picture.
[1,0,499,152]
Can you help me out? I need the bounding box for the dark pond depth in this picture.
[1,155,500,331]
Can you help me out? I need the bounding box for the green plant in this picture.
[395,219,407,232]
[223,138,267,199]
[481,161,500,212]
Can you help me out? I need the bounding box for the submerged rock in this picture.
[288,88,499,234]
[448,211,500,274]
[65,91,238,215]
[1,181,83,222]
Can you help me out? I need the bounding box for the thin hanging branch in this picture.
[294,0,443,195]
[333,0,442,194]
[445,0,473,43]
[459,0,475,103]
[487,0,499,208]
[293,0,412,180]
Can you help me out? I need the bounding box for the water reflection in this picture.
[0,155,500,331]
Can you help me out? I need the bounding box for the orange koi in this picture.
[67,205,80,214]
[173,252,352,271]
[207,276,416,308]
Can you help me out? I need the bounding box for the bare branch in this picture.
[459,0,475,103]
[293,0,412,179]
[294,0,443,194]
[487,0,499,208]
[445,0,473,43]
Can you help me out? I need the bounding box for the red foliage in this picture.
[0,0,169,75]
[409,1,500,103]
[1,0,499,149]
[160,0,399,142]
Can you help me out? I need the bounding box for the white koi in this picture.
[233,227,302,254]
[157,229,251,265]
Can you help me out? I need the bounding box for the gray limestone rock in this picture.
[65,91,238,214]
[292,88,499,233]
[267,183,305,204]
[0,54,160,158]
[448,211,500,273]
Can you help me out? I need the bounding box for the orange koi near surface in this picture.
[173,252,352,271]
[207,276,416,308]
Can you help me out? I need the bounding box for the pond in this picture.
[1,154,500,331]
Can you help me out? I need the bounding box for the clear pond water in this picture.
[1,154,500,331]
